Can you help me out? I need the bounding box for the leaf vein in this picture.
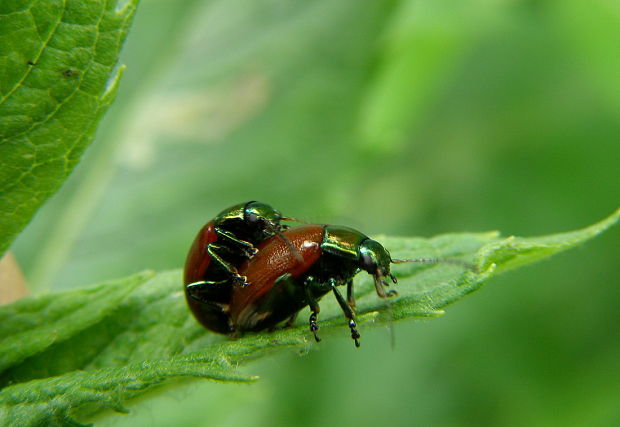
[0,0,67,107]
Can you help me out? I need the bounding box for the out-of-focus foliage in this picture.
[0,0,138,255]
[11,0,620,426]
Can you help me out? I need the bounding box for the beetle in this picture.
[188,223,450,346]
[184,201,297,333]
[229,224,399,347]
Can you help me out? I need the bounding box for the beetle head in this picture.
[245,201,304,264]
[244,201,283,234]
[358,239,398,297]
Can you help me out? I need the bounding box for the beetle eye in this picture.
[361,252,376,272]
[247,212,259,224]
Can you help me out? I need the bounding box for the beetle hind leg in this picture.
[330,279,361,347]
[186,280,231,305]
[303,277,322,342]
[186,281,234,334]
[267,313,298,332]
[284,312,298,328]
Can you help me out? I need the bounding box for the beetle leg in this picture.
[186,281,231,310]
[309,312,320,342]
[330,279,361,347]
[214,228,258,257]
[346,279,356,310]
[236,273,291,330]
[284,312,298,328]
[304,277,322,342]
[207,244,248,285]
[268,312,298,332]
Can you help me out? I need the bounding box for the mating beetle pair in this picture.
[184,202,430,347]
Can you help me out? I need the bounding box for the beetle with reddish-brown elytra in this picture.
[183,201,297,333]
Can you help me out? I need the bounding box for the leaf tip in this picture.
[560,207,620,243]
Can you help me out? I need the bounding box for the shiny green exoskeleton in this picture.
[211,201,284,260]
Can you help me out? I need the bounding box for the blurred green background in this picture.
[12,0,620,425]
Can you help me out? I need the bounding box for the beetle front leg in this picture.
[207,244,247,285]
[373,273,397,298]
[214,228,258,257]
[304,277,322,342]
[346,279,356,310]
[330,279,361,347]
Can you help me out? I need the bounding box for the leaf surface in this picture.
[0,0,138,256]
[0,208,617,425]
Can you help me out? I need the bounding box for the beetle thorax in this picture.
[306,251,360,285]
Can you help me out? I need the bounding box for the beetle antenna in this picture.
[261,220,305,265]
[281,216,307,225]
[274,229,305,265]
[392,257,477,273]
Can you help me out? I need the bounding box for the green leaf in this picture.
[0,271,153,374]
[0,355,257,426]
[0,0,138,257]
[0,209,617,425]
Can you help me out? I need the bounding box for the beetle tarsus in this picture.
[309,312,321,342]
[330,281,362,347]
[349,319,361,347]
[233,274,249,286]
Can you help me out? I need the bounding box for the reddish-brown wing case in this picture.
[231,225,325,330]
